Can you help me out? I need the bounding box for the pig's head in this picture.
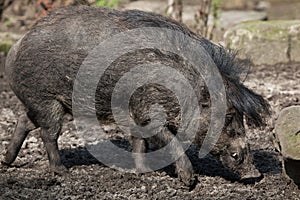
[213,109,261,180]
[209,75,271,179]
[196,44,271,181]
[197,103,262,180]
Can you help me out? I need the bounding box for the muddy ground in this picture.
[0,52,300,199]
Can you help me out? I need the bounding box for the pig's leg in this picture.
[2,113,37,165]
[174,149,195,186]
[156,128,194,186]
[131,136,151,173]
[32,100,67,173]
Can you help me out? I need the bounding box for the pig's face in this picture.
[213,109,261,180]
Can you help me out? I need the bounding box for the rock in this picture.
[289,24,300,63]
[275,106,300,160]
[220,0,259,10]
[275,106,300,186]
[224,20,300,65]
[184,8,267,30]
[218,10,267,30]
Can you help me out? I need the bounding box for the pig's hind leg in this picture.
[37,100,67,174]
[3,100,67,174]
[2,113,37,165]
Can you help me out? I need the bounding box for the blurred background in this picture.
[1,0,300,35]
[1,0,300,66]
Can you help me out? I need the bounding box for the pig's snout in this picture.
[240,168,262,180]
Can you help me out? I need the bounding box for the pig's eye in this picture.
[231,152,239,160]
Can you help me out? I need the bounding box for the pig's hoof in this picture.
[1,156,14,167]
[2,153,16,166]
[0,160,11,168]
[50,165,69,175]
[134,166,152,176]
[1,160,10,166]
[180,174,195,187]
[178,170,195,186]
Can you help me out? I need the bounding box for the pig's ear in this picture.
[226,82,271,128]
[204,44,271,127]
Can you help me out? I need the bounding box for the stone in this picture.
[289,24,300,62]
[224,20,300,65]
[275,106,300,186]
[218,10,267,30]
[220,0,257,10]
[184,8,267,30]
[275,106,300,160]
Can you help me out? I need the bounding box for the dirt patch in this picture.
[0,52,299,199]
